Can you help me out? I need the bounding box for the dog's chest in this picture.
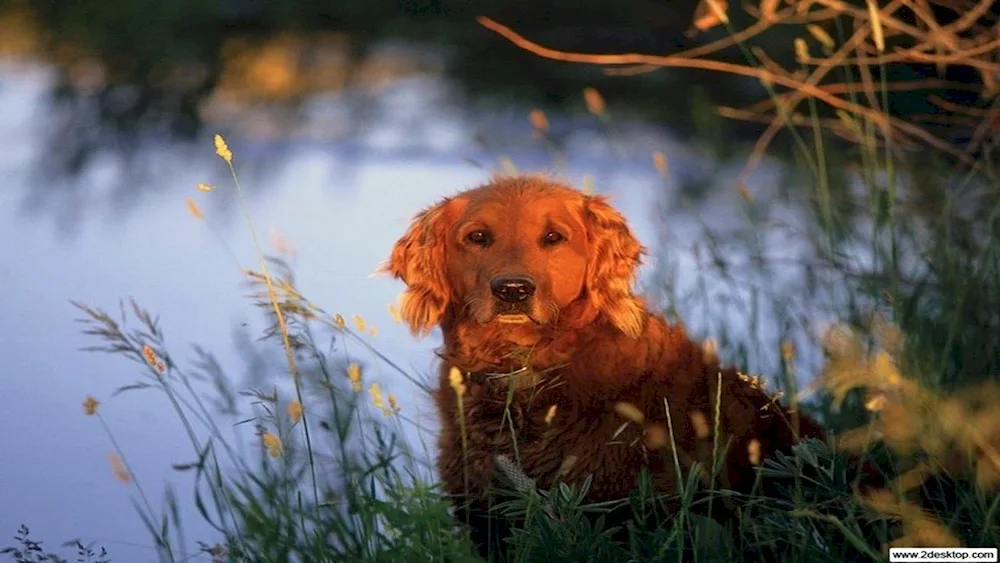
[472,380,653,497]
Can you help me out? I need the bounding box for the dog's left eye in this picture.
[542,231,565,245]
[465,230,491,246]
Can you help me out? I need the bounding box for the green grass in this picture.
[7,4,1000,561]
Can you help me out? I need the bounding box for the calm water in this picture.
[0,58,833,561]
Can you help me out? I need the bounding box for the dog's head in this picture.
[382,175,646,340]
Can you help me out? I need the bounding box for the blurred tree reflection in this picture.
[1,0,997,228]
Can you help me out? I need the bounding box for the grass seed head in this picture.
[387,303,402,323]
[583,87,606,116]
[186,197,204,220]
[652,151,669,177]
[528,109,549,132]
[83,395,100,416]
[644,424,669,449]
[108,452,132,483]
[702,338,718,363]
[142,345,166,375]
[747,438,761,465]
[794,37,810,64]
[448,366,466,397]
[346,363,363,393]
[806,24,835,49]
[369,383,392,416]
[690,411,711,439]
[261,431,283,458]
[544,404,558,425]
[353,314,366,333]
[214,134,233,163]
[614,402,645,423]
[286,400,303,424]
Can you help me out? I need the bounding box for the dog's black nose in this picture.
[490,276,536,303]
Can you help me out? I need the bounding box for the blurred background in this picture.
[2,1,998,560]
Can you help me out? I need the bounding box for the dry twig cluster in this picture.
[480,1,1000,179]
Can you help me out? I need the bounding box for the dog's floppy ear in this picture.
[381,197,461,337]
[583,195,646,338]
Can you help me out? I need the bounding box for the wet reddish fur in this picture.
[384,175,826,553]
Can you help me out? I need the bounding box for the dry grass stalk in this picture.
[478,0,1000,179]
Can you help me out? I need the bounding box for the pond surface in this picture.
[0,57,831,561]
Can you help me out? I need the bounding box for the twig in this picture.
[473,16,971,165]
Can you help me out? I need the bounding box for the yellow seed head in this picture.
[693,0,729,31]
[214,134,233,163]
[583,87,605,116]
[261,431,283,457]
[287,400,303,424]
[388,394,400,413]
[369,382,389,415]
[557,455,578,476]
[142,344,157,365]
[387,303,402,323]
[528,109,549,132]
[497,156,518,177]
[644,424,669,449]
[690,411,711,439]
[186,197,204,220]
[544,404,558,425]
[871,351,901,387]
[334,313,346,330]
[865,392,887,412]
[142,345,166,375]
[108,452,132,483]
[369,327,378,337]
[806,24,835,49]
[794,38,810,64]
[195,183,214,192]
[738,371,765,390]
[747,438,762,465]
[614,402,645,423]
[353,314,366,333]
[83,395,100,416]
[702,338,718,363]
[581,173,595,195]
[448,366,466,397]
[347,363,363,393]
[269,227,296,258]
[781,339,795,362]
[652,151,669,177]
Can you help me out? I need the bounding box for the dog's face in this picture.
[447,183,591,328]
[383,176,646,339]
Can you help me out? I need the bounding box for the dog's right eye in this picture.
[465,230,491,246]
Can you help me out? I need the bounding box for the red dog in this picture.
[383,175,825,557]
